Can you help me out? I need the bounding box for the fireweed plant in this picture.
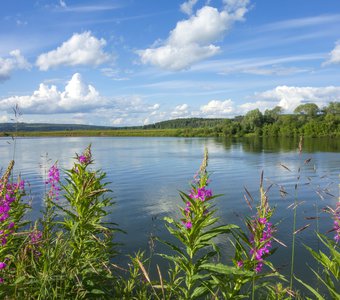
[155,149,255,299]
[0,160,27,286]
[0,145,120,299]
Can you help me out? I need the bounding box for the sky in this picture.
[0,0,339,126]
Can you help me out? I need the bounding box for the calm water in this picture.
[0,136,339,284]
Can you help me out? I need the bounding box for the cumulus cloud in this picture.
[200,99,234,116]
[171,104,190,117]
[324,41,340,65]
[180,0,198,15]
[36,32,111,70]
[257,85,340,112]
[238,101,278,114]
[0,50,31,82]
[0,73,106,114]
[138,1,249,70]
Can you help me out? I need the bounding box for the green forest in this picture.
[144,102,340,137]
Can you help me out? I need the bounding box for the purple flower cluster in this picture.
[46,164,60,200]
[249,218,273,272]
[189,187,212,202]
[183,186,213,230]
[237,215,273,273]
[0,179,25,282]
[77,147,92,165]
[0,181,25,244]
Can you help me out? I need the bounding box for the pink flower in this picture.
[185,221,192,229]
[0,262,6,269]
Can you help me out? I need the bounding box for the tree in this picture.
[294,103,319,117]
[323,102,340,115]
[241,109,263,133]
[264,106,283,123]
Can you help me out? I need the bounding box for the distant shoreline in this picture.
[1,129,339,138]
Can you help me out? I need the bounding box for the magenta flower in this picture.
[185,221,192,229]
[46,164,60,200]
[0,262,6,269]
[189,187,212,202]
[77,147,92,165]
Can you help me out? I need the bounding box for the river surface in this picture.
[0,136,339,285]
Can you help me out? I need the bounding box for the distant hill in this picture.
[0,118,228,133]
[0,122,116,132]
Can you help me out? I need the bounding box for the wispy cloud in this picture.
[190,53,325,74]
[56,0,121,13]
[258,14,340,32]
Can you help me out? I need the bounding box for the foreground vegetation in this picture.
[1,102,339,138]
[0,144,339,299]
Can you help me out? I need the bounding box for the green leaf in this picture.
[191,286,208,299]
[200,263,253,276]
[295,276,325,300]
[90,289,106,295]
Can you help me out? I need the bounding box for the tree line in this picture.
[144,102,340,137]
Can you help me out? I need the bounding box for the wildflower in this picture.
[237,260,244,268]
[29,230,43,245]
[46,164,60,200]
[185,221,192,229]
[189,186,212,202]
[0,262,6,269]
[77,146,92,165]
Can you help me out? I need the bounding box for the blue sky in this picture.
[0,0,339,126]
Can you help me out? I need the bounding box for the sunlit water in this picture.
[0,136,339,285]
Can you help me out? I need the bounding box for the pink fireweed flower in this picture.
[248,216,273,273]
[185,221,192,229]
[46,164,60,200]
[0,262,6,269]
[77,146,92,165]
[189,187,212,202]
[237,261,244,268]
[255,262,263,273]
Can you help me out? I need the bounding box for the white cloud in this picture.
[200,99,234,116]
[180,0,198,15]
[138,1,249,70]
[324,41,340,65]
[238,101,278,113]
[36,32,111,70]
[171,103,190,117]
[0,115,9,122]
[0,73,106,114]
[0,50,31,81]
[257,85,340,112]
